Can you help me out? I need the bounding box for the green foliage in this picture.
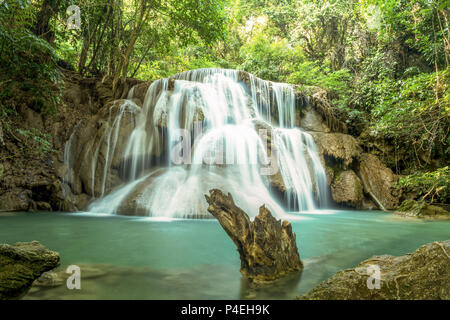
[289,62,353,105]
[0,1,61,116]
[239,34,293,81]
[397,167,450,203]
[369,0,449,71]
[60,0,229,80]
[371,68,449,165]
[16,128,55,156]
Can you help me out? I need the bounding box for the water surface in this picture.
[0,210,448,299]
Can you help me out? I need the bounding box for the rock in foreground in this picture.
[0,241,60,300]
[299,240,450,300]
[205,189,303,283]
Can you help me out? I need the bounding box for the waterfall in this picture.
[82,68,329,218]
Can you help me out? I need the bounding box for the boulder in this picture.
[331,170,364,208]
[359,153,400,210]
[298,240,450,300]
[309,132,361,168]
[0,241,60,300]
[205,189,303,283]
[128,82,152,105]
[0,188,32,212]
[300,106,331,133]
[394,200,450,219]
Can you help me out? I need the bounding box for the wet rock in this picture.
[309,132,361,168]
[33,271,65,288]
[205,189,303,283]
[0,188,32,211]
[298,240,450,300]
[300,106,331,133]
[35,201,52,211]
[324,166,334,186]
[359,153,400,210]
[394,200,450,219]
[128,82,152,104]
[70,100,141,197]
[0,241,60,300]
[362,198,377,210]
[331,170,364,208]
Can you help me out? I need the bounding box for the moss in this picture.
[0,241,60,300]
[298,241,450,300]
[396,200,449,218]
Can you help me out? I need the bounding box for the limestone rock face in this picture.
[394,200,450,219]
[300,106,331,133]
[66,99,143,198]
[128,82,152,106]
[331,170,364,208]
[309,132,361,168]
[359,153,400,210]
[205,189,303,283]
[0,188,32,211]
[299,240,450,300]
[0,241,60,300]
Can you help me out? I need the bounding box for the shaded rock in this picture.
[0,188,32,211]
[362,198,377,210]
[308,88,348,133]
[252,119,287,196]
[205,189,303,283]
[359,153,400,210]
[0,241,60,300]
[267,171,286,194]
[324,166,334,186]
[33,270,65,288]
[300,106,331,133]
[309,132,361,168]
[70,99,142,197]
[128,82,152,104]
[331,170,364,208]
[298,240,450,300]
[18,105,44,131]
[33,264,108,290]
[394,200,450,219]
[35,201,52,211]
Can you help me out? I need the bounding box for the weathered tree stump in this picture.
[205,189,303,283]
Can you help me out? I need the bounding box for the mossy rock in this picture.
[395,200,450,219]
[298,240,450,300]
[0,241,60,300]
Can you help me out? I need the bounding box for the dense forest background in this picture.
[0,0,449,205]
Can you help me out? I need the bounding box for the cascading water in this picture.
[74,68,329,218]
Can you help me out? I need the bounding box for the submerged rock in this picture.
[298,240,450,300]
[359,153,400,210]
[205,189,303,283]
[0,241,60,300]
[331,170,364,208]
[394,200,450,219]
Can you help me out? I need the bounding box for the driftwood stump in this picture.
[205,189,303,283]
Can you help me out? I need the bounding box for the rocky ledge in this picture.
[0,241,60,300]
[394,200,450,220]
[298,240,450,300]
[205,189,303,283]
